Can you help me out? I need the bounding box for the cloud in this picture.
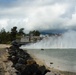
[0,0,76,33]
[25,3,68,30]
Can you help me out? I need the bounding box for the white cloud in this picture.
[25,3,68,30]
[66,12,76,25]
[0,0,76,33]
[0,19,9,30]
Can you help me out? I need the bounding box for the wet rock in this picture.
[27,59,36,65]
[7,42,50,75]
[21,63,42,75]
[50,62,53,64]
[41,49,44,50]
[15,63,24,71]
[39,66,50,75]
[18,58,26,64]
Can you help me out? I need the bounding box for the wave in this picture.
[21,30,76,49]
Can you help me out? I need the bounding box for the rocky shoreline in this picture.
[0,44,76,75]
[7,43,51,75]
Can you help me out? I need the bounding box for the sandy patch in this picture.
[0,44,11,48]
[0,48,16,75]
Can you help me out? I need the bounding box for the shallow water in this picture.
[23,49,76,72]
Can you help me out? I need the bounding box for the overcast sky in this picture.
[0,0,76,33]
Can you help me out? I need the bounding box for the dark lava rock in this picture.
[39,66,50,75]
[21,64,42,75]
[7,42,50,75]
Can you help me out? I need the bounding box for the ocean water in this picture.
[21,30,76,72]
[23,49,76,72]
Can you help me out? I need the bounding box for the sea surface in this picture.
[23,49,76,72]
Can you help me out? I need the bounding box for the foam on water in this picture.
[21,30,76,72]
[21,30,76,49]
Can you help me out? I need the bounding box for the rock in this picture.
[41,49,44,50]
[21,64,42,75]
[15,63,24,71]
[27,59,36,65]
[18,58,26,64]
[39,66,50,75]
[7,43,50,75]
[50,62,53,64]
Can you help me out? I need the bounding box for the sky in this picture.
[0,0,76,33]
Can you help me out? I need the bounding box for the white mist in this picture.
[21,30,76,49]
[21,30,76,72]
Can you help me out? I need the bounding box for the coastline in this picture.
[0,44,76,75]
[25,49,76,75]
[7,44,51,75]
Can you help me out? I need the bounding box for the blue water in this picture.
[24,49,76,72]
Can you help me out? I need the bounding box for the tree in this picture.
[0,28,7,43]
[19,28,25,36]
[29,30,40,36]
[1,28,6,33]
[34,30,40,36]
[11,26,17,41]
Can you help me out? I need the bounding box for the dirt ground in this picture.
[0,45,16,75]
[0,44,11,48]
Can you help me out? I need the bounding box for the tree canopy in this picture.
[11,26,17,41]
[29,30,40,36]
[0,27,41,44]
[19,28,25,36]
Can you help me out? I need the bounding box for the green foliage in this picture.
[18,28,25,36]
[11,26,17,41]
[0,28,11,43]
[0,27,41,44]
[29,30,40,36]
